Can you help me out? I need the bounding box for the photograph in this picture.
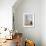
[23,12,34,27]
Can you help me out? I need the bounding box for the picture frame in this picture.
[23,12,34,27]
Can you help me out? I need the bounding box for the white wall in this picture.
[13,0,46,46]
[13,0,41,46]
[0,0,16,30]
[41,0,46,46]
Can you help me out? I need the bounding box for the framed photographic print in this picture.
[23,12,34,27]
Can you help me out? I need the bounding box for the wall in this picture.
[13,0,42,46]
[0,0,17,30]
[41,0,46,46]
